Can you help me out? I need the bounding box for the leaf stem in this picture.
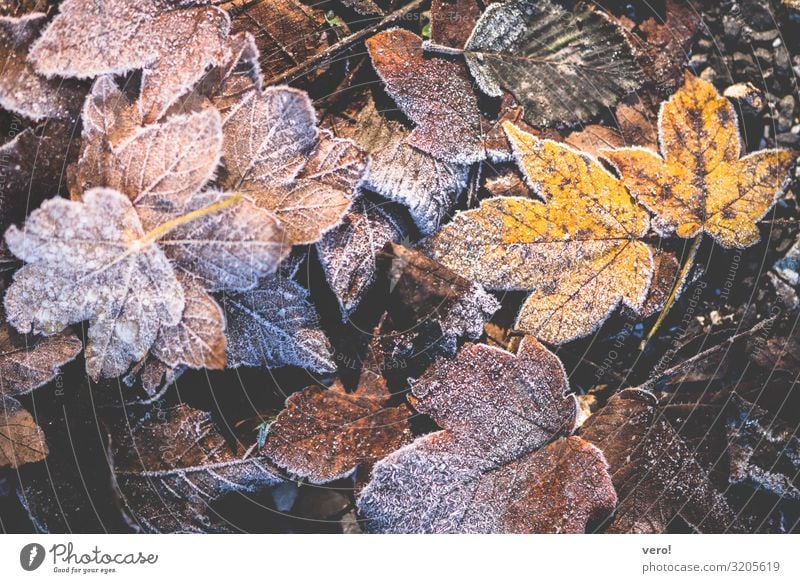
[137,193,243,248]
[640,233,702,350]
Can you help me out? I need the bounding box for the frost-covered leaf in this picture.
[0,313,81,397]
[580,388,741,533]
[151,275,226,370]
[110,403,283,533]
[430,122,654,345]
[385,243,499,355]
[464,0,643,127]
[216,84,367,245]
[0,396,47,469]
[603,74,795,248]
[426,0,481,52]
[0,13,84,120]
[29,0,233,122]
[4,188,185,380]
[222,273,335,372]
[329,98,468,235]
[228,0,332,82]
[317,197,406,317]
[358,337,616,533]
[366,28,488,165]
[264,372,412,484]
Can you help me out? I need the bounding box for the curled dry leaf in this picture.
[0,13,84,121]
[317,197,406,317]
[464,0,643,127]
[0,395,47,469]
[603,73,796,248]
[580,388,741,533]
[329,98,468,235]
[29,0,233,122]
[264,371,412,484]
[215,81,367,245]
[110,404,283,533]
[366,28,488,165]
[222,273,335,373]
[430,122,654,344]
[358,337,617,533]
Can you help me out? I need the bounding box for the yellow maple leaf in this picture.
[428,122,654,344]
[603,73,795,248]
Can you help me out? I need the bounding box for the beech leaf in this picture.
[429,122,654,344]
[358,337,617,533]
[603,73,796,248]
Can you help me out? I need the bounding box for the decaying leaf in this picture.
[603,74,795,248]
[110,404,283,533]
[366,28,488,165]
[580,388,741,533]
[329,98,468,235]
[317,198,406,317]
[0,12,84,121]
[222,273,335,372]
[0,395,47,468]
[264,371,412,484]
[464,0,643,127]
[216,82,367,245]
[358,337,616,533]
[430,122,654,344]
[1,313,81,397]
[29,0,233,122]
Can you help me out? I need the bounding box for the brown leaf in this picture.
[29,0,233,122]
[0,395,47,469]
[603,73,796,248]
[0,12,84,121]
[580,388,742,533]
[427,0,481,52]
[264,373,412,484]
[366,28,488,165]
[358,337,617,533]
[110,403,283,533]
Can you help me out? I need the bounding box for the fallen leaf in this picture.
[464,0,643,127]
[603,73,796,248]
[29,0,233,122]
[1,311,81,397]
[221,272,335,372]
[215,82,367,245]
[110,403,283,533]
[358,337,617,533]
[429,122,654,344]
[580,388,741,533]
[0,395,47,468]
[264,372,412,483]
[426,0,481,52]
[328,98,468,235]
[366,28,488,165]
[317,197,406,317]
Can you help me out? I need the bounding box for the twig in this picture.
[263,0,430,87]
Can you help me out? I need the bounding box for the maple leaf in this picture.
[221,271,335,372]
[328,97,468,235]
[109,403,284,533]
[463,0,643,127]
[358,337,617,533]
[215,81,368,245]
[317,197,406,317]
[429,122,654,344]
[0,395,47,469]
[580,388,742,533]
[1,312,81,397]
[0,13,84,121]
[29,0,233,123]
[603,73,796,248]
[263,371,412,484]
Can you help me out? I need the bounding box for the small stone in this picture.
[775,46,792,75]
[732,52,757,77]
[689,53,709,71]
[724,82,765,116]
[753,47,772,68]
[776,95,796,133]
[750,28,780,45]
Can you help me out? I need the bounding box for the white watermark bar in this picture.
[0,534,797,581]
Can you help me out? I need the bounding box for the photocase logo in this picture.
[20,543,46,571]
